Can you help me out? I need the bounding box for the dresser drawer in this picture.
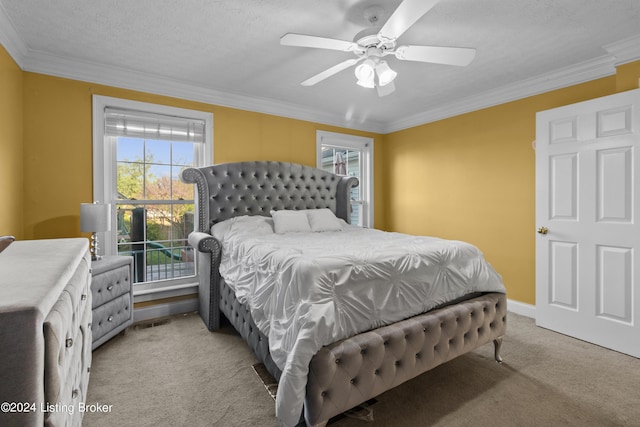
[63,256,91,323]
[91,264,131,308]
[92,293,132,342]
[44,324,84,427]
[43,280,92,425]
[44,291,75,405]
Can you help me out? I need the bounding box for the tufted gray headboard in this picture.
[180,161,359,233]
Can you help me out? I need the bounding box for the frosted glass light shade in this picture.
[376,61,397,87]
[355,59,376,88]
[80,203,111,232]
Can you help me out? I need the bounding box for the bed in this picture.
[181,161,507,427]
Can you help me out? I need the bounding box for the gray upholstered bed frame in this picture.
[181,161,506,427]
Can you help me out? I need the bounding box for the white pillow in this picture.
[211,215,274,240]
[306,208,343,232]
[270,210,312,234]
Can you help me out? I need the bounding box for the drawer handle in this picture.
[72,389,79,399]
[81,294,87,301]
[107,285,114,291]
[108,315,114,322]
[65,338,73,348]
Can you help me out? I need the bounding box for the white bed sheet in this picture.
[211,215,506,426]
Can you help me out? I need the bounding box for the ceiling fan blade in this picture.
[280,33,357,51]
[376,80,396,97]
[379,0,440,41]
[395,45,476,66]
[301,58,361,86]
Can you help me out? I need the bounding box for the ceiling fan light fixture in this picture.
[282,0,476,96]
[375,61,397,86]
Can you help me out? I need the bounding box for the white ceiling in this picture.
[1,0,639,133]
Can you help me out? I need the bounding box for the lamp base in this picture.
[89,233,103,261]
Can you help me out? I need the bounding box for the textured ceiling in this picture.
[1,0,639,132]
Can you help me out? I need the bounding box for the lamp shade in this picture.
[80,203,111,233]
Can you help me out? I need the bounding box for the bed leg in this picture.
[493,336,503,364]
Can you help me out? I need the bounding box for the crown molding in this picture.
[383,54,618,133]
[18,46,621,136]
[19,49,386,134]
[0,2,27,66]
[22,45,625,135]
[603,34,640,66]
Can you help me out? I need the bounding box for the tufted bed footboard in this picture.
[219,276,506,427]
[305,293,506,426]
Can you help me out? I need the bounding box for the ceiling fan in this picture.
[280,0,476,97]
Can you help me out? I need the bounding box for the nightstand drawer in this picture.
[91,264,131,308]
[91,293,132,342]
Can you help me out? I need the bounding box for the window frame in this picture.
[316,130,374,228]
[92,95,213,301]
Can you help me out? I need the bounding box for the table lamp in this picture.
[80,202,111,261]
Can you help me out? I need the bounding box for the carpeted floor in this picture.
[84,312,639,427]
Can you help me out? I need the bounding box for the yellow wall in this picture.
[20,74,384,239]
[616,60,640,92]
[383,62,640,305]
[0,45,23,239]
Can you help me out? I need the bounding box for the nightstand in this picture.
[91,255,134,350]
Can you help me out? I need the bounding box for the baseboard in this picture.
[133,298,198,324]
[507,298,536,318]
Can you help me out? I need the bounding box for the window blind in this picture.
[104,107,205,142]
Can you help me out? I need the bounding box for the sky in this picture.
[117,137,194,168]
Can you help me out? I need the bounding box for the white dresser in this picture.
[0,238,92,426]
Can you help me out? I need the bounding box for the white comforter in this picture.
[211,216,506,426]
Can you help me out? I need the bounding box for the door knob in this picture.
[537,226,548,235]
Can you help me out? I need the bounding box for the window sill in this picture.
[133,281,198,303]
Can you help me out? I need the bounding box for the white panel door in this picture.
[536,88,640,358]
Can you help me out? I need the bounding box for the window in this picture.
[92,96,213,300]
[316,131,373,227]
